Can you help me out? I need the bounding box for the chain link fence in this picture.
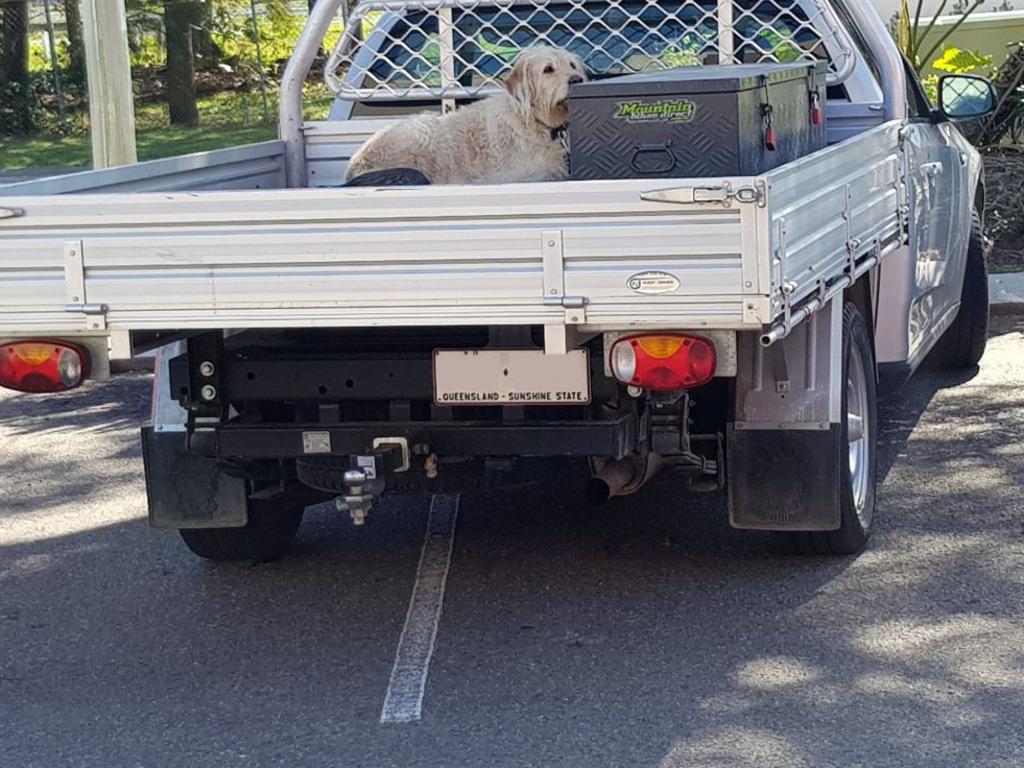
[1,0,345,172]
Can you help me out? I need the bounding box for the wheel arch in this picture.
[844,275,877,379]
[974,173,986,229]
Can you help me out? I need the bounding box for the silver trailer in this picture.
[0,0,994,561]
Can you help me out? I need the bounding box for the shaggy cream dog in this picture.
[344,46,586,185]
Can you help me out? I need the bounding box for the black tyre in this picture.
[786,303,877,556]
[935,210,988,369]
[179,495,305,562]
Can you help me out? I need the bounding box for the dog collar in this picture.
[551,126,568,148]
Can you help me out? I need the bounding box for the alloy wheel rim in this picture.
[846,348,872,528]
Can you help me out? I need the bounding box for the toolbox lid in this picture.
[570,62,827,98]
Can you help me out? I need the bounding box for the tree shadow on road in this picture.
[0,372,151,439]
[0,374,150,519]
[2,322,1023,768]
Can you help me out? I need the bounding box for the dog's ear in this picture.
[504,59,521,97]
[504,55,532,117]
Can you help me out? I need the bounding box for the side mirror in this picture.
[938,74,997,120]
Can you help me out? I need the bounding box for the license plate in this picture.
[433,349,590,406]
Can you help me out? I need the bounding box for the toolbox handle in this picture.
[629,142,676,175]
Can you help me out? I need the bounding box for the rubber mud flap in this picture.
[141,426,248,529]
[727,424,842,530]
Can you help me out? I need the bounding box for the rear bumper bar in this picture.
[207,412,641,460]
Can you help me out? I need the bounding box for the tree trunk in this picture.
[63,0,87,86]
[0,0,33,134]
[192,0,218,69]
[164,0,199,125]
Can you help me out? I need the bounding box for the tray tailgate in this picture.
[0,179,762,334]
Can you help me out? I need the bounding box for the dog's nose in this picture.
[568,75,584,85]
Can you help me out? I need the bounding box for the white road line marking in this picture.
[380,493,460,724]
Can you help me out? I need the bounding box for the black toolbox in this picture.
[567,62,828,180]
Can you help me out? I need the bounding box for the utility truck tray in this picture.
[0,122,902,347]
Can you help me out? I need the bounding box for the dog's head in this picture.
[504,46,586,130]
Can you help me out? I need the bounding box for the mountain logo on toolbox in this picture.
[614,99,696,123]
[627,271,681,295]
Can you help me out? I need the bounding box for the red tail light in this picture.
[610,334,716,391]
[0,341,88,393]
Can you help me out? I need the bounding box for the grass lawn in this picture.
[1,86,333,172]
[1,123,278,171]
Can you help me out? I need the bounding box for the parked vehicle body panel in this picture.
[0,0,991,558]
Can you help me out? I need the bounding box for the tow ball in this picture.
[331,437,411,525]
[336,468,377,526]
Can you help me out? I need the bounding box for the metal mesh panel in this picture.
[325,0,855,102]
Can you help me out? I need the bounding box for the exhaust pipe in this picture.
[585,453,663,505]
[585,457,637,505]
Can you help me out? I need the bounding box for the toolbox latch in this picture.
[641,181,765,207]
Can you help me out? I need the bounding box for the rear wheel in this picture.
[935,210,988,369]
[785,303,877,555]
[179,495,305,562]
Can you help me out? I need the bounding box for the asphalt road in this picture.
[2,319,1024,768]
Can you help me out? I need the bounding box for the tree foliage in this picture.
[897,0,986,73]
[212,0,306,68]
[921,46,993,103]
[8,1,344,136]
[932,47,993,73]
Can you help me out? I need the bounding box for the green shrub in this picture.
[922,46,993,103]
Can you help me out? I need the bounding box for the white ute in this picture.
[0,0,994,560]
